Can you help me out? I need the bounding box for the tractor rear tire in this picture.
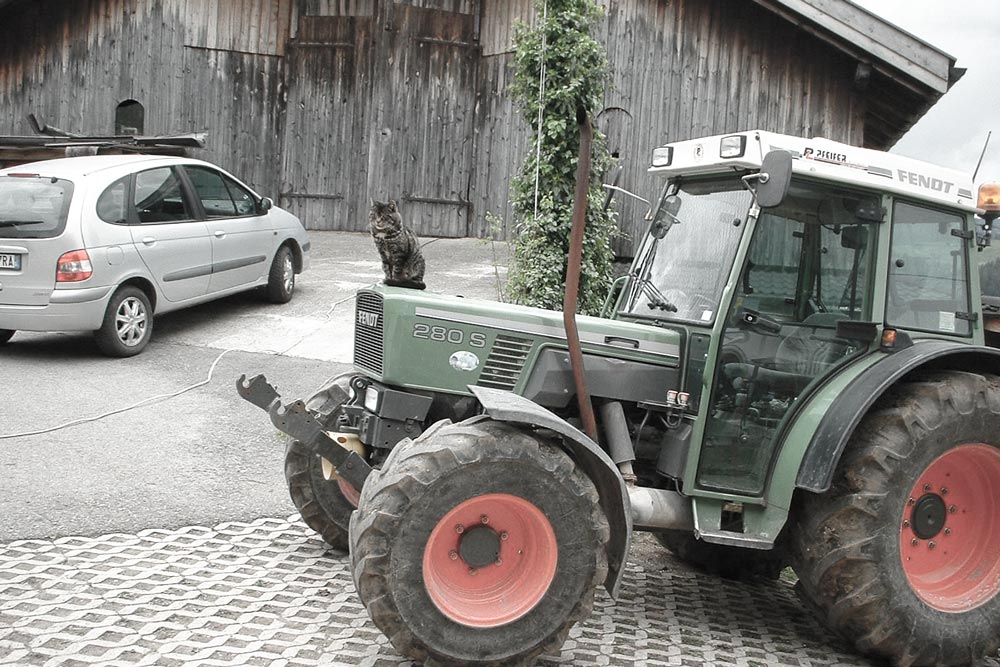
[655,530,784,580]
[349,417,609,666]
[791,370,1000,667]
[284,373,360,551]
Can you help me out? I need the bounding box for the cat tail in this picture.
[384,278,426,290]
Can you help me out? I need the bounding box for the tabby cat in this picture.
[369,199,426,290]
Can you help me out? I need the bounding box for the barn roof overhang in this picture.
[751,0,964,149]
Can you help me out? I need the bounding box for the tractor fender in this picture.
[796,340,1000,493]
[469,386,631,599]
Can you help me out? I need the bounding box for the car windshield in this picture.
[621,177,752,323]
[0,176,74,239]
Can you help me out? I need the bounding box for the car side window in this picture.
[134,167,193,223]
[185,166,238,218]
[97,177,130,224]
[222,175,258,216]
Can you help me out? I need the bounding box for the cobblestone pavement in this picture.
[1,516,992,667]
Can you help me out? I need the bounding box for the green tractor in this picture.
[239,128,1000,666]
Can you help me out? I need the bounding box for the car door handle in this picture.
[214,231,226,239]
[141,236,156,246]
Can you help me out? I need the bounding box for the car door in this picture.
[129,166,212,303]
[182,165,274,294]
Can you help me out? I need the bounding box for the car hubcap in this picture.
[900,443,1000,612]
[115,297,148,346]
[282,254,293,293]
[422,493,557,628]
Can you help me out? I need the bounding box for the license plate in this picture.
[0,253,21,270]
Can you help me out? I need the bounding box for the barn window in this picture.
[115,100,144,136]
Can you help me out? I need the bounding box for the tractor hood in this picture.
[352,285,682,398]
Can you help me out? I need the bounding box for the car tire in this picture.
[94,286,153,357]
[0,329,13,344]
[266,245,295,304]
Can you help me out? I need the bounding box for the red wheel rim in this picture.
[900,443,1000,612]
[337,478,361,508]
[422,493,557,628]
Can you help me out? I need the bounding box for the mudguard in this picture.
[797,340,1000,492]
[469,386,631,599]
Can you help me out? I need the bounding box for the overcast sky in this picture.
[849,0,1000,188]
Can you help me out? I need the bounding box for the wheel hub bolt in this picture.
[449,551,458,560]
[908,497,916,506]
[455,524,464,534]
[928,541,936,550]
[923,484,932,492]
[944,528,952,536]
[949,505,957,514]
[495,558,503,566]
[911,539,919,546]
[468,567,477,576]
[940,487,948,495]
[500,531,509,541]
[902,520,911,528]
[480,515,490,524]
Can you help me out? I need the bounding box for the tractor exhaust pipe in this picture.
[628,486,695,531]
[564,107,599,443]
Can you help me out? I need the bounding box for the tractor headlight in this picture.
[651,146,673,167]
[364,386,381,413]
[720,135,747,158]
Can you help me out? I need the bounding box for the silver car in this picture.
[0,155,310,356]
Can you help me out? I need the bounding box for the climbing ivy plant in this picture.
[504,0,617,316]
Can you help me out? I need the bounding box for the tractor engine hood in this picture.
[352,285,682,398]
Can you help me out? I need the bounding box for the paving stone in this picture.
[1,515,995,667]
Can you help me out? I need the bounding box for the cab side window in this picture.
[134,168,193,223]
[887,201,971,336]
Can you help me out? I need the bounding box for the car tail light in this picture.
[56,249,93,282]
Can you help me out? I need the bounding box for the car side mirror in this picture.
[756,150,793,208]
[259,197,273,212]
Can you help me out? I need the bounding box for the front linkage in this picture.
[237,374,372,493]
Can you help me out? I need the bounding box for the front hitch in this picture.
[237,374,372,492]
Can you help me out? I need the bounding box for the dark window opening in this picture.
[116,100,145,136]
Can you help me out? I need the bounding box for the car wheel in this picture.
[266,245,295,304]
[0,329,13,344]
[94,286,153,357]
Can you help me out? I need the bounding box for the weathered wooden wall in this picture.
[0,0,290,198]
[0,0,867,253]
[471,0,864,252]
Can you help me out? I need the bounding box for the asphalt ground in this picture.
[1,232,997,666]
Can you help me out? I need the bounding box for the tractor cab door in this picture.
[696,182,882,495]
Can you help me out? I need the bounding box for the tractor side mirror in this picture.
[650,194,682,238]
[756,150,793,208]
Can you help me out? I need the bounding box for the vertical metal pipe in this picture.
[564,108,599,443]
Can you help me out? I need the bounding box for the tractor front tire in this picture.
[792,370,1000,667]
[284,373,360,551]
[349,417,609,666]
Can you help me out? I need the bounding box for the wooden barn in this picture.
[0,0,961,254]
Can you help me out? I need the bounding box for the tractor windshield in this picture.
[621,178,752,324]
